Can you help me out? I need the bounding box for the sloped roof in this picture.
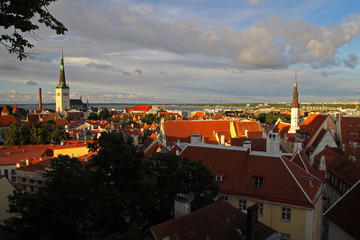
[180,145,323,208]
[133,105,152,111]
[149,200,277,240]
[231,137,267,152]
[273,122,290,137]
[234,120,261,137]
[0,115,19,127]
[16,158,52,172]
[1,106,10,115]
[299,113,327,145]
[313,147,360,185]
[324,179,360,239]
[164,120,231,145]
[0,145,52,166]
[43,112,62,122]
[12,103,18,113]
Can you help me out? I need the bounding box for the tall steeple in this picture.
[289,72,299,133]
[57,49,69,89]
[55,49,70,114]
[291,72,299,108]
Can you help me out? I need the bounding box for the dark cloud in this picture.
[86,62,112,70]
[160,71,168,75]
[26,80,38,86]
[38,57,53,62]
[343,54,358,69]
[122,72,131,76]
[135,69,143,74]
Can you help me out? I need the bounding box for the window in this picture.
[239,200,247,210]
[218,195,228,202]
[215,175,223,181]
[252,177,263,187]
[30,186,34,193]
[30,179,34,184]
[257,203,263,216]
[22,178,26,182]
[280,233,291,240]
[11,176,16,182]
[38,180,43,185]
[11,169,15,175]
[4,169,8,178]
[281,207,291,222]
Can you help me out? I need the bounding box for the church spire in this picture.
[289,72,299,134]
[57,49,69,89]
[291,72,299,108]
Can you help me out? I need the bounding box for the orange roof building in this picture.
[179,144,324,239]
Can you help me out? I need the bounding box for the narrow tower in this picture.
[289,72,299,133]
[55,49,70,114]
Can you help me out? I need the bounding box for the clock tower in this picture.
[55,49,70,114]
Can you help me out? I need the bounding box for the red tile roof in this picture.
[12,104,18,113]
[324,179,360,239]
[299,113,327,146]
[149,200,277,240]
[0,145,52,165]
[230,137,267,151]
[1,106,10,115]
[180,145,323,208]
[339,116,360,160]
[0,115,19,127]
[133,105,152,111]
[164,120,232,145]
[273,122,290,137]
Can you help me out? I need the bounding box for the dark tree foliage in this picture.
[88,112,99,120]
[4,122,30,145]
[98,108,110,120]
[141,113,160,124]
[5,155,92,240]
[4,132,218,239]
[5,122,68,145]
[87,132,155,236]
[148,153,218,225]
[0,0,67,60]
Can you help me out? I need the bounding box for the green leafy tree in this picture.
[30,122,68,144]
[87,132,155,236]
[5,155,92,240]
[148,153,218,225]
[88,112,99,120]
[5,122,31,145]
[141,113,160,124]
[51,126,68,143]
[1,0,67,60]
[256,113,267,123]
[99,108,110,120]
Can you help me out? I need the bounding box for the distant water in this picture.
[15,103,243,117]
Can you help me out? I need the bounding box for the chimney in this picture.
[190,133,202,144]
[266,133,280,154]
[221,135,225,145]
[174,193,194,218]
[39,88,42,111]
[246,204,258,240]
[243,141,252,151]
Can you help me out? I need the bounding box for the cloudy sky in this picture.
[1,0,360,104]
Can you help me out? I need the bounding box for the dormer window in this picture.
[252,177,263,187]
[214,172,225,182]
[301,175,313,187]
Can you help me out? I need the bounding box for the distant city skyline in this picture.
[1,0,360,104]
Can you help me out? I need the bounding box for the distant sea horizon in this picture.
[4,103,245,113]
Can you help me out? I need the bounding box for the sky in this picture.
[1,0,360,104]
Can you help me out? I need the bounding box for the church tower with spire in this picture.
[55,49,70,114]
[289,72,299,133]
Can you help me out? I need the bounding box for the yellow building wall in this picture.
[310,197,323,240]
[225,195,311,240]
[54,146,89,158]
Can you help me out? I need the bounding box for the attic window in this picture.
[252,177,263,187]
[301,176,313,187]
[349,124,353,127]
[214,172,225,182]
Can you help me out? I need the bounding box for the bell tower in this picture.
[289,72,299,133]
[55,49,70,114]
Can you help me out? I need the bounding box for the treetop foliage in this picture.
[4,132,218,239]
[0,0,67,60]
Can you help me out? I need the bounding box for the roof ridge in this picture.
[280,155,313,206]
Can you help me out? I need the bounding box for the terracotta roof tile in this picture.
[0,115,19,127]
[0,145,52,165]
[180,145,323,208]
[150,201,277,240]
